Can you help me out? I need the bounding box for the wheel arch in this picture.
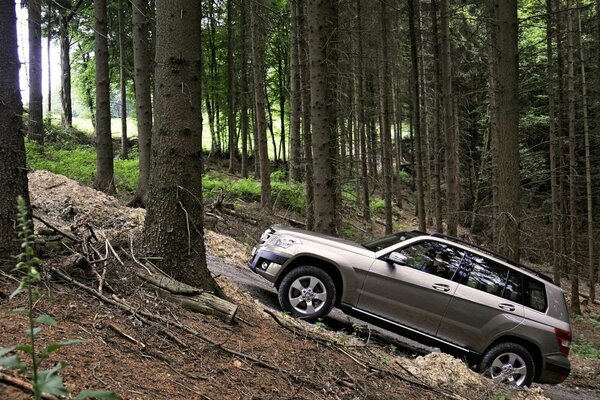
[482,335,543,381]
[276,255,344,304]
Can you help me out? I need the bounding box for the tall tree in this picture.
[143,0,219,292]
[28,0,44,144]
[356,0,370,223]
[489,0,520,260]
[93,0,115,195]
[0,0,30,265]
[566,0,580,314]
[118,0,128,159]
[307,0,338,235]
[250,0,272,209]
[379,1,393,234]
[227,0,237,173]
[408,0,426,232]
[441,0,457,236]
[297,0,314,228]
[431,0,443,233]
[239,0,250,178]
[47,0,52,113]
[130,0,153,207]
[289,0,303,182]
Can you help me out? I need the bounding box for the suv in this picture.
[248,226,572,387]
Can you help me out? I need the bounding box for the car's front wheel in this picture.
[277,265,336,321]
[479,342,535,388]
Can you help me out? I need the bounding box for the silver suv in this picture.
[248,226,572,387]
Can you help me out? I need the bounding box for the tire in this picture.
[277,265,336,321]
[479,342,535,388]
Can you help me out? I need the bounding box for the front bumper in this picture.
[248,246,290,282]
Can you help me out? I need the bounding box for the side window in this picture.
[523,276,547,312]
[461,252,509,297]
[396,240,465,280]
[502,270,523,303]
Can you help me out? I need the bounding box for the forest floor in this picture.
[0,170,598,399]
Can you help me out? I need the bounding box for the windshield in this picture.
[362,231,424,252]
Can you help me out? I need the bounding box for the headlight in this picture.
[268,234,302,249]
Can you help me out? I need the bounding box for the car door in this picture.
[357,239,466,337]
[436,251,525,353]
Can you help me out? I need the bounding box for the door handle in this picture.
[498,303,516,312]
[432,283,450,292]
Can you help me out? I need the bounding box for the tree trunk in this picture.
[240,0,250,178]
[143,0,220,293]
[441,0,457,236]
[408,0,426,232]
[278,53,286,165]
[379,2,393,234]
[431,0,443,233]
[93,0,115,195]
[59,5,72,128]
[576,5,594,303]
[306,0,338,235]
[566,0,580,314]
[297,0,314,229]
[227,0,237,173]
[118,0,128,159]
[356,0,370,222]
[47,0,52,114]
[28,0,44,144]
[289,0,303,182]
[130,0,153,207]
[489,0,520,260]
[0,0,30,265]
[250,0,272,210]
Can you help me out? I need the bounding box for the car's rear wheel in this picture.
[479,342,535,388]
[278,265,336,321]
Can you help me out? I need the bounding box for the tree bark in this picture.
[566,0,580,314]
[431,0,443,233]
[227,0,237,173]
[441,0,457,236]
[489,0,520,260]
[297,0,314,229]
[47,0,52,113]
[289,0,303,182]
[130,0,153,207]
[0,0,30,266]
[93,0,115,195]
[250,0,272,210]
[28,0,44,144]
[408,0,426,232]
[379,2,393,234]
[59,3,72,128]
[356,0,370,222]
[306,0,338,235]
[576,5,594,303]
[118,0,128,159]
[240,0,250,178]
[143,0,220,293]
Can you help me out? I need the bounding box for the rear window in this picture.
[523,276,547,312]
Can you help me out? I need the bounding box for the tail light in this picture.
[554,327,572,356]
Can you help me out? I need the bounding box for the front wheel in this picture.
[479,342,535,388]
[277,265,336,321]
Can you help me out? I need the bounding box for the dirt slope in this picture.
[0,171,575,399]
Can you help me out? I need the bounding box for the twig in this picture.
[107,323,146,349]
[0,372,59,400]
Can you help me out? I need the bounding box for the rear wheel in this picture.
[277,265,336,321]
[479,342,535,388]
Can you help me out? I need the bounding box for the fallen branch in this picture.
[274,214,306,227]
[153,286,238,324]
[136,272,203,296]
[32,214,80,243]
[0,372,59,400]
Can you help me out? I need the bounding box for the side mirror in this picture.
[386,251,407,265]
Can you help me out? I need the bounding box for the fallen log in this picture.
[136,271,203,296]
[153,287,238,324]
[0,372,59,400]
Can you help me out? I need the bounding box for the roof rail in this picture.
[431,233,554,284]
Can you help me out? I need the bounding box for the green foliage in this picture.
[0,197,117,400]
[370,198,386,214]
[571,337,600,359]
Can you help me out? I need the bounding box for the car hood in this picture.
[272,225,374,257]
